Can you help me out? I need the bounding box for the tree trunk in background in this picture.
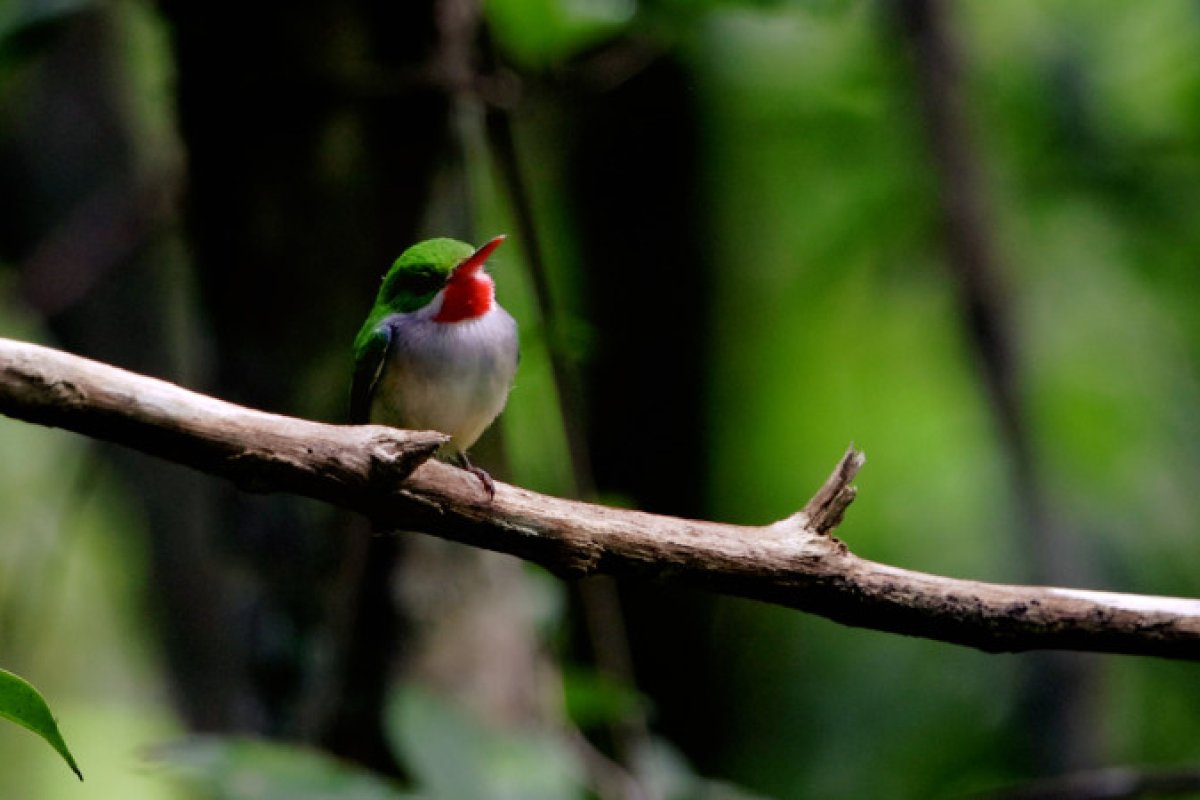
[156,0,456,772]
[565,52,719,766]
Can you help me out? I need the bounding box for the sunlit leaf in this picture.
[486,0,633,69]
[0,667,82,781]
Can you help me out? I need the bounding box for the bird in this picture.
[351,235,518,497]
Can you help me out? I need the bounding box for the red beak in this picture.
[454,234,506,278]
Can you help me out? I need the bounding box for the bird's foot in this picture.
[467,465,496,501]
[453,452,496,501]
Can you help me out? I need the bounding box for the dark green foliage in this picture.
[3,0,1200,797]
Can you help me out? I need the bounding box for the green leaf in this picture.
[0,667,82,781]
[561,667,646,729]
[485,0,633,70]
[387,685,587,800]
[152,736,418,800]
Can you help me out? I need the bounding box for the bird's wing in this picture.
[350,321,392,424]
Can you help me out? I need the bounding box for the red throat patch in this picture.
[433,272,494,322]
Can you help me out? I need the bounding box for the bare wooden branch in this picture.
[0,337,447,501]
[3,336,1200,660]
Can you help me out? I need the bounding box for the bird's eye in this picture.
[405,270,443,295]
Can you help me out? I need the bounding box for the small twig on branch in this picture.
[797,446,865,535]
[2,337,1200,661]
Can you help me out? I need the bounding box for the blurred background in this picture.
[2,0,1200,797]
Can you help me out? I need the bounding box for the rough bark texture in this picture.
[4,336,1200,661]
[0,337,446,499]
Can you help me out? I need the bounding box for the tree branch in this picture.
[0,337,447,501]
[3,337,1200,660]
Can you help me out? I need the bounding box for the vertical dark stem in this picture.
[481,36,652,793]
[895,0,1028,508]
[483,104,596,495]
[321,532,407,773]
[895,0,1101,774]
[560,50,716,771]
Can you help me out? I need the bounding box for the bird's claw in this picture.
[467,465,496,501]
[453,452,496,501]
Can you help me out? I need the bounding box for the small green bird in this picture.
[352,235,518,496]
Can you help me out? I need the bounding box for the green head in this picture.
[374,237,477,314]
[356,235,506,356]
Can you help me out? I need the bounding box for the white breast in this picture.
[371,301,518,454]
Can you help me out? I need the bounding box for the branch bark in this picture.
[3,336,1200,660]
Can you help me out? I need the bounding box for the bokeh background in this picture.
[2,0,1200,797]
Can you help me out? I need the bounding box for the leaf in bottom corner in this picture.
[0,667,83,780]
